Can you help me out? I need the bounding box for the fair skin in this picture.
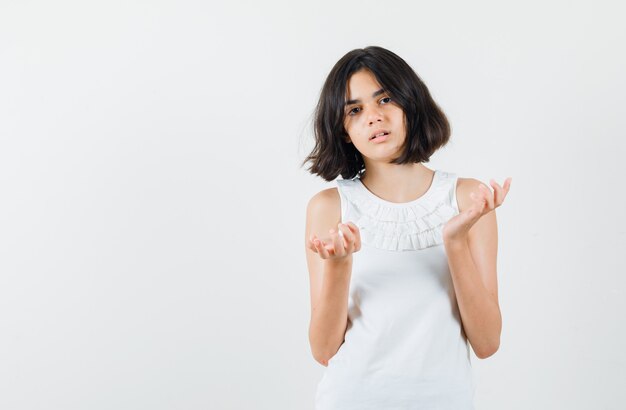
[305,68,512,365]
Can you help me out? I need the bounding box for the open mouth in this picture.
[370,132,389,140]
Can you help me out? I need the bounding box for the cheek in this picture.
[344,118,361,136]
[391,108,405,122]
[394,113,407,133]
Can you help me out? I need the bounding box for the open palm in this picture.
[442,178,512,242]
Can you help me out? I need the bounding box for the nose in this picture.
[366,106,384,125]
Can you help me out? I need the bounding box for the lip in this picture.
[370,129,390,142]
[371,133,388,143]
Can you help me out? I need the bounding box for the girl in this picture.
[302,46,512,409]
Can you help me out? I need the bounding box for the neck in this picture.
[360,162,434,203]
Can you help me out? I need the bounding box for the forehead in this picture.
[345,69,383,100]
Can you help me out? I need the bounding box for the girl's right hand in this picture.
[307,222,361,261]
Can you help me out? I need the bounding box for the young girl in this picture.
[302,46,512,409]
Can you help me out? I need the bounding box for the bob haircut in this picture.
[302,46,451,181]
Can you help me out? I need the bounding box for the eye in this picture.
[346,97,392,117]
[347,107,361,116]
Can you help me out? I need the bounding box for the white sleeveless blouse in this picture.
[315,169,475,409]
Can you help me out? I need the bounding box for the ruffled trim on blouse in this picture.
[336,171,458,251]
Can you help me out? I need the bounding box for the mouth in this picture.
[370,130,390,141]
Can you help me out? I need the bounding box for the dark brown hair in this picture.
[301,46,451,181]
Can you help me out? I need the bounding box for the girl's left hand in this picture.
[442,177,512,243]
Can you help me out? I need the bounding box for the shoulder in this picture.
[307,187,340,209]
[455,177,490,213]
[306,187,341,224]
[305,187,342,245]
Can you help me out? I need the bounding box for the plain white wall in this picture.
[1,0,624,409]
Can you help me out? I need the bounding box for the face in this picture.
[342,69,407,162]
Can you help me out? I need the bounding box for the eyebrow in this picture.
[345,88,386,107]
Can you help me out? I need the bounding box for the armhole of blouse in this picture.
[335,182,347,224]
[451,174,461,215]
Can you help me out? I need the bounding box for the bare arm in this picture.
[444,237,501,359]
[443,177,511,359]
[304,189,361,366]
[308,258,352,366]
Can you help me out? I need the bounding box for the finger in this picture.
[496,177,513,205]
[314,233,334,252]
[338,223,355,253]
[470,190,487,215]
[479,183,494,210]
[315,238,331,259]
[312,235,328,258]
[330,228,346,257]
[489,179,504,207]
[344,222,361,251]
[308,234,319,253]
[345,222,362,251]
[466,197,483,219]
[311,237,321,255]
[504,177,512,194]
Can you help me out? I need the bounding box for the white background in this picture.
[1,1,625,409]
